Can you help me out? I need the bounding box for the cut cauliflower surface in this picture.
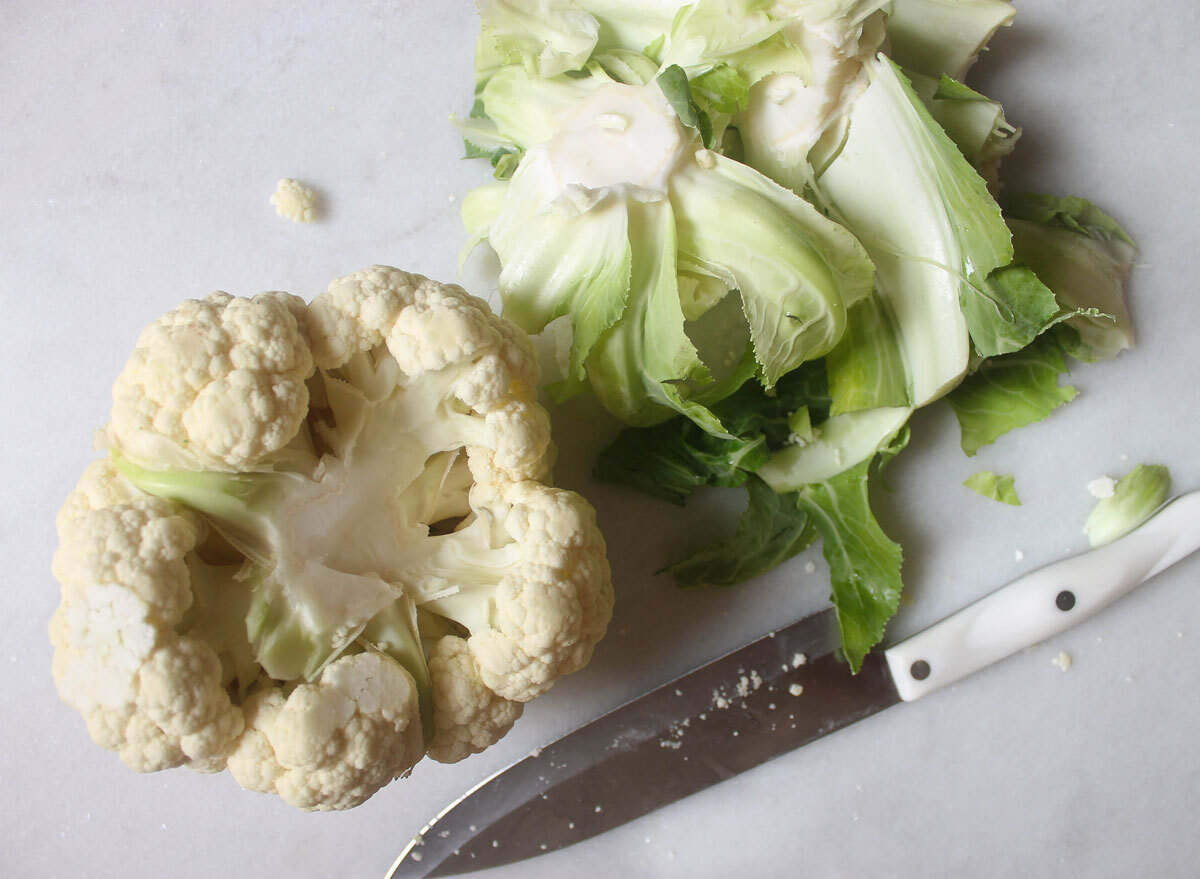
[50,266,613,811]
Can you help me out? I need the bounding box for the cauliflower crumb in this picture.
[1087,476,1117,499]
[791,653,807,668]
[736,671,764,698]
[788,683,804,697]
[270,177,317,223]
[804,560,817,574]
[1051,651,1073,672]
[1014,549,1025,562]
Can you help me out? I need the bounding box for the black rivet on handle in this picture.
[910,660,931,681]
[1056,590,1076,611]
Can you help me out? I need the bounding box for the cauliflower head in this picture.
[50,266,613,811]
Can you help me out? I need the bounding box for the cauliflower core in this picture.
[50,266,613,811]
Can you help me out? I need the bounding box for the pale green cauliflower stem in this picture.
[50,266,614,810]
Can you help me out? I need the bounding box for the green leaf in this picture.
[476,0,600,78]
[463,138,493,160]
[886,0,1015,80]
[877,423,912,473]
[947,332,1077,456]
[491,150,522,180]
[594,429,767,505]
[487,151,633,377]
[690,63,751,114]
[585,199,720,430]
[480,65,601,148]
[659,0,786,75]
[757,405,911,491]
[1007,214,1135,362]
[1084,464,1172,547]
[643,33,666,64]
[655,64,716,148]
[787,406,813,445]
[1007,192,1135,246]
[795,459,904,673]
[665,476,817,588]
[590,49,660,85]
[965,264,1084,359]
[932,74,990,102]
[671,153,874,388]
[459,181,509,269]
[825,292,909,415]
[907,70,1019,187]
[594,358,831,502]
[817,57,1012,405]
[964,470,1021,505]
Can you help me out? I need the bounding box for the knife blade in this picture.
[388,489,1200,878]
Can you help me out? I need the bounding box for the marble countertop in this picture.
[4,3,1199,877]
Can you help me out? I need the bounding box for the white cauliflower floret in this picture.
[270,177,317,224]
[49,463,244,774]
[55,457,141,529]
[422,480,614,703]
[427,636,523,764]
[227,652,424,811]
[51,265,612,812]
[307,265,552,483]
[108,291,313,471]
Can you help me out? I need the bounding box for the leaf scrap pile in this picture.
[460,0,1136,670]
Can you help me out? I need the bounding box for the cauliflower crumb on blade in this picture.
[49,265,613,812]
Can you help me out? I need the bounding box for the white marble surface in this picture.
[3,3,1199,877]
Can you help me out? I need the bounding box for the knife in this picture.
[387,490,1200,878]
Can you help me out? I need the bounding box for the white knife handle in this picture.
[884,491,1200,702]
